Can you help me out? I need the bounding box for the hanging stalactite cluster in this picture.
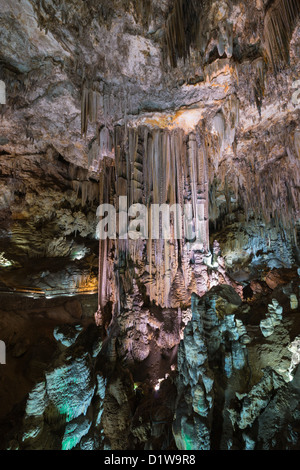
[93,105,300,319]
[94,124,214,314]
[68,164,99,206]
[264,0,300,70]
[208,125,300,244]
[165,0,208,67]
[240,146,300,239]
[81,82,102,137]
[128,0,153,28]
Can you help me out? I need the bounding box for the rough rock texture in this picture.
[174,282,300,450]
[0,0,300,451]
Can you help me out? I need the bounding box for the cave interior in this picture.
[0,0,300,451]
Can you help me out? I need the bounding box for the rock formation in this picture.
[0,0,299,451]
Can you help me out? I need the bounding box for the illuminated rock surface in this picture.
[0,0,299,451]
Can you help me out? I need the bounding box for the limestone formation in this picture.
[0,0,299,452]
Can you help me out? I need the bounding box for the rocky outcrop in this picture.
[174,281,300,450]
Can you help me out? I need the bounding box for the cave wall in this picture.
[0,0,299,451]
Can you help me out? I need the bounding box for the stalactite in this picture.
[252,58,267,116]
[165,0,207,67]
[81,82,101,137]
[71,179,99,206]
[129,0,152,28]
[264,0,300,70]
[95,118,249,317]
[96,164,116,324]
